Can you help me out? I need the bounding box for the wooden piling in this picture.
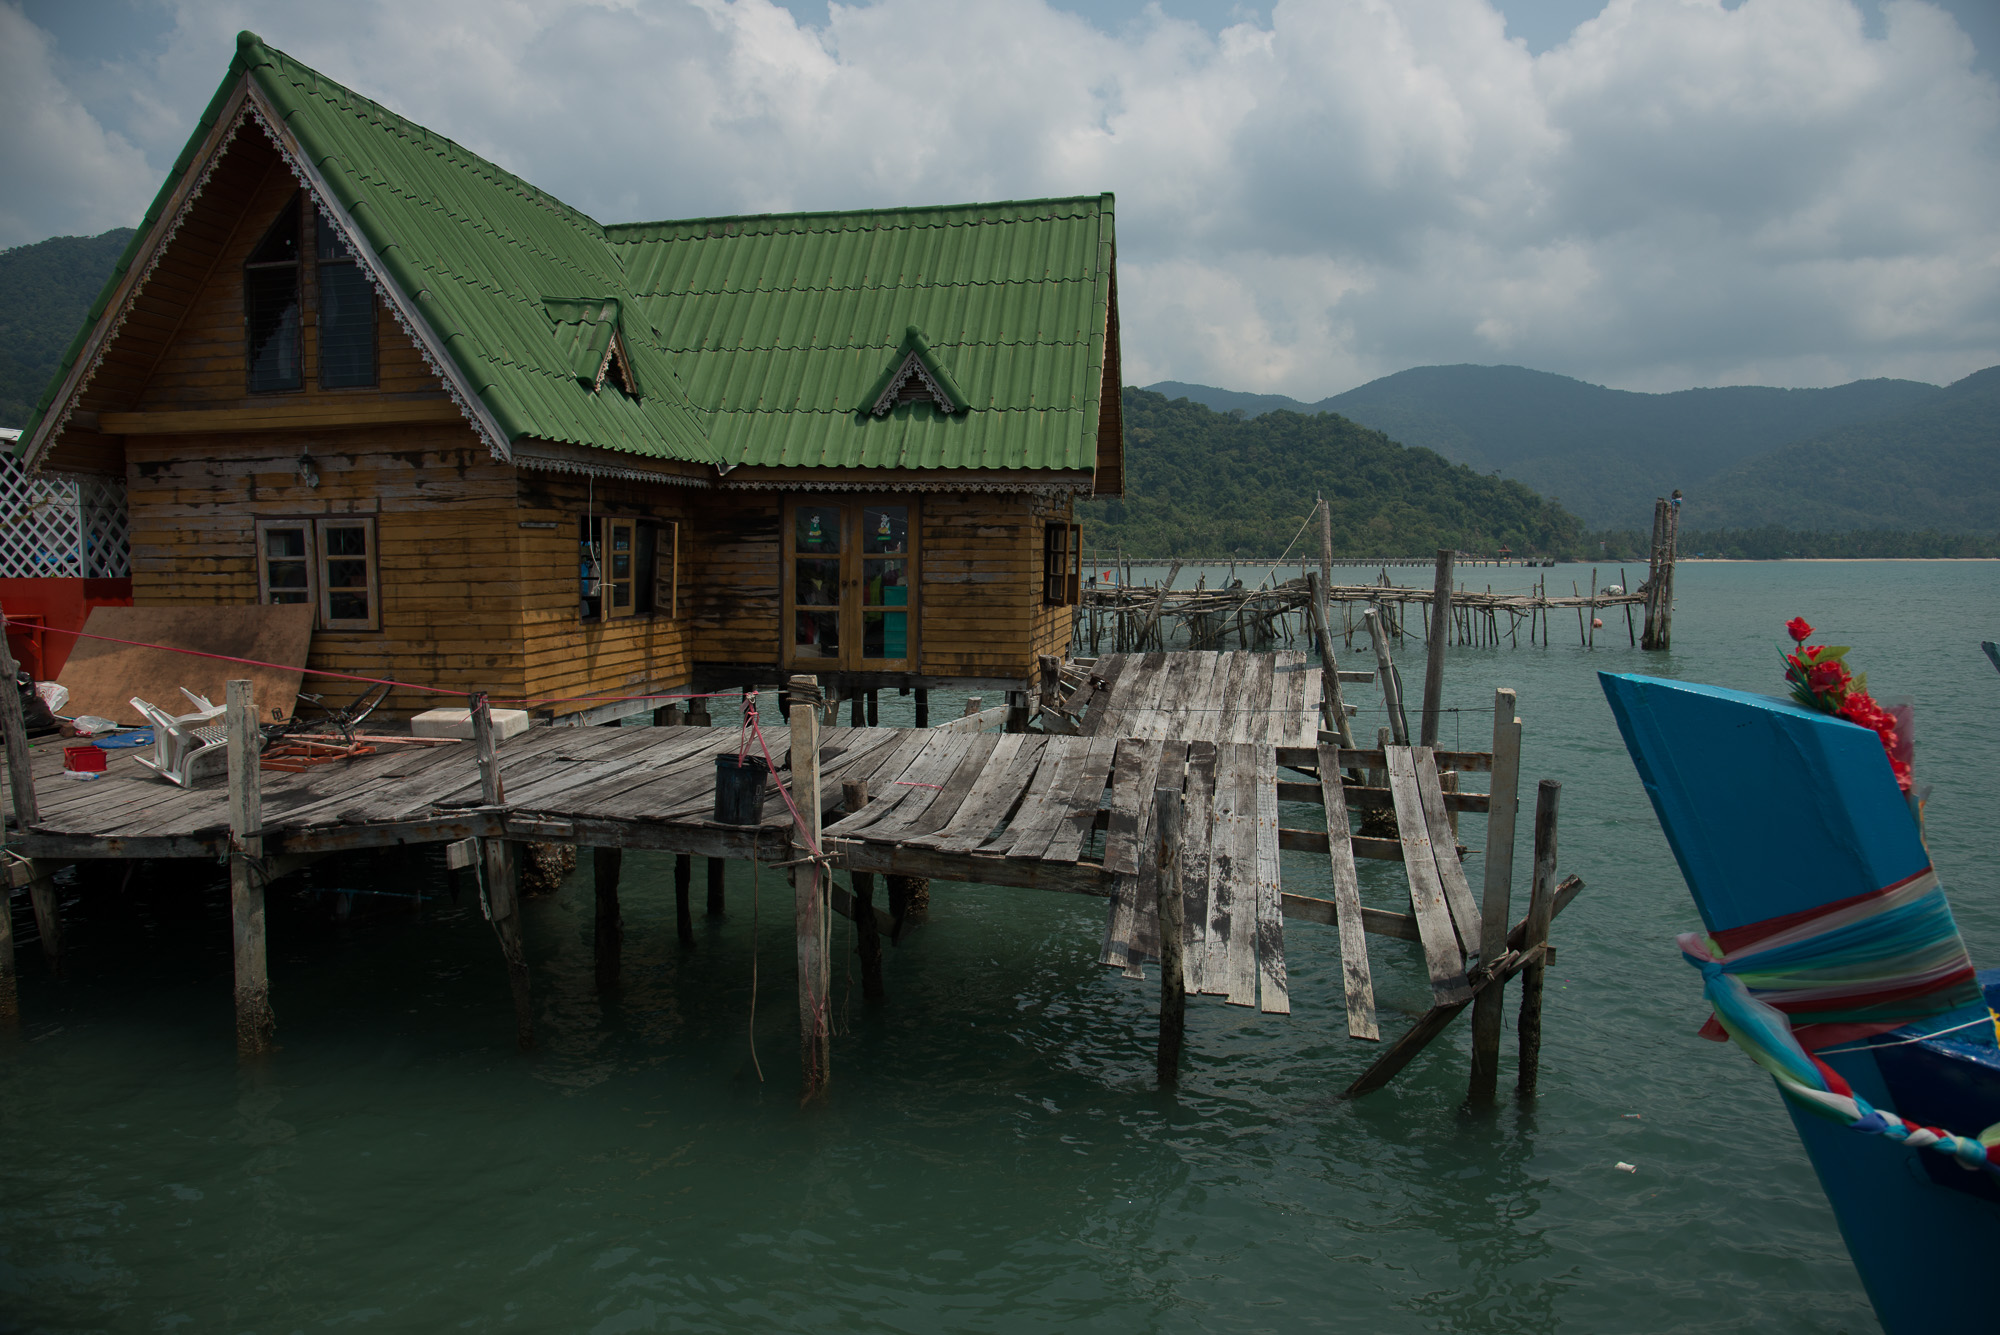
[1420,549,1453,747]
[473,692,532,1049]
[914,689,929,728]
[1517,779,1561,1098]
[849,693,866,727]
[226,679,275,1057]
[1468,689,1522,1105]
[652,701,682,727]
[1305,572,1356,749]
[789,674,830,1095]
[674,852,694,946]
[866,690,879,727]
[1364,607,1409,745]
[1153,786,1186,1086]
[593,846,623,991]
[707,858,726,916]
[0,600,39,837]
[25,871,61,975]
[843,779,884,1001]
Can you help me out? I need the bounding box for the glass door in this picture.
[785,500,916,672]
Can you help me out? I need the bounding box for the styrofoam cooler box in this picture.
[410,707,531,741]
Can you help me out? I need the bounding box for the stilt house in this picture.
[14,32,1121,721]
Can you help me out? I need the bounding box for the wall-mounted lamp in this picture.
[296,451,320,488]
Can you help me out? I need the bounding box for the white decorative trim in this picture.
[871,350,955,416]
[30,102,251,469]
[511,445,710,487]
[238,93,512,464]
[719,474,1090,495]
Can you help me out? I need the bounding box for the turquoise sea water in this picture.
[3,561,1996,1334]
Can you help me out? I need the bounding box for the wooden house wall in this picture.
[919,490,1054,681]
[513,473,698,718]
[686,496,782,670]
[124,426,526,719]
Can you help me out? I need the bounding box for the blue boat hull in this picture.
[1600,672,2000,1334]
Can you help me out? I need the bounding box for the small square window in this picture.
[255,517,379,631]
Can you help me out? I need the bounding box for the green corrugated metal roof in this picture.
[611,197,1113,471]
[22,33,1115,480]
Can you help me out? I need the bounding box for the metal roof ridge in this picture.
[604,192,1112,238]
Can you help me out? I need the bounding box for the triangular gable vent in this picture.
[598,333,637,397]
[543,295,643,399]
[865,325,970,418]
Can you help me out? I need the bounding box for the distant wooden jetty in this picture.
[1080,497,1683,654]
[1,565,1585,1106]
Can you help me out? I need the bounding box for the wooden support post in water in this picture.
[1154,786,1186,1086]
[652,701,682,727]
[1468,689,1523,1106]
[226,679,275,1056]
[1305,572,1356,750]
[0,598,39,838]
[1005,690,1029,734]
[1364,606,1409,745]
[473,692,532,1049]
[849,693,865,727]
[789,674,830,1095]
[707,858,726,916]
[867,690,879,727]
[674,852,694,946]
[843,779,884,1001]
[1420,549,1453,746]
[1517,779,1561,1098]
[913,689,929,728]
[593,846,623,991]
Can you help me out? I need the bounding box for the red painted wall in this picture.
[0,578,134,680]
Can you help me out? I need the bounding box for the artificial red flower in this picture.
[1808,660,1851,694]
[1786,617,1813,642]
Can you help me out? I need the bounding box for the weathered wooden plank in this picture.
[822,731,958,838]
[1252,745,1289,1014]
[1098,739,1165,970]
[913,733,1040,852]
[1038,735,1121,866]
[1316,743,1376,1040]
[1217,742,1262,1007]
[1180,742,1217,995]
[1413,746,1483,949]
[1384,746,1474,1006]
[888,733,1001,843]
[1083,649,1166,737]
[1119,739,1187,978]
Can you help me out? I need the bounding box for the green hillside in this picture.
[0,228,134,430]
[1146,365,1945,528]
[1695,366,2000,531]
[1081,388,1585,559]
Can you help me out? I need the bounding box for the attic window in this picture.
[245,194,303,393]
[598,336,637,397]
[864,326,969,418]
[873,352,955,416]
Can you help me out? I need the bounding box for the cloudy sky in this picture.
[4,0,1997,398]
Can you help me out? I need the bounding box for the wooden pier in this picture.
[2,636,1583,1103]
[1080,498,1682,655]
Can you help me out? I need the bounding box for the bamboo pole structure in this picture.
[1364,607,1409,746]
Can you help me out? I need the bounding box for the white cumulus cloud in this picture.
[6,0,1998,395]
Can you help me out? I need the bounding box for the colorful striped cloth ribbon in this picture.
[1680,866,2000,1174]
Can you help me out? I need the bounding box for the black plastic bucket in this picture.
[713,753,769,825]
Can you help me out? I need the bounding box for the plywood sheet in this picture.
[57,605,315,726]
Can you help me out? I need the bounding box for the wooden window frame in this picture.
[1044,521,1082,606]
[244,194,303,395]
[314,209,379,390]
[647,518,679,619]
[317,516,380,631]
[255,518,316,613]
[602,517,637,619]
[782,497,918,671]
[256,516,380,631]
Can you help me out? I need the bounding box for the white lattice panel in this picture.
[0,453,129,578]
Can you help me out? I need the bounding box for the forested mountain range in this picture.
[1147,364,1993,532]
[1080,389,1585,558]
[0,228,134,429]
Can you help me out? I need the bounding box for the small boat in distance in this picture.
[1600,672,2000,1335]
